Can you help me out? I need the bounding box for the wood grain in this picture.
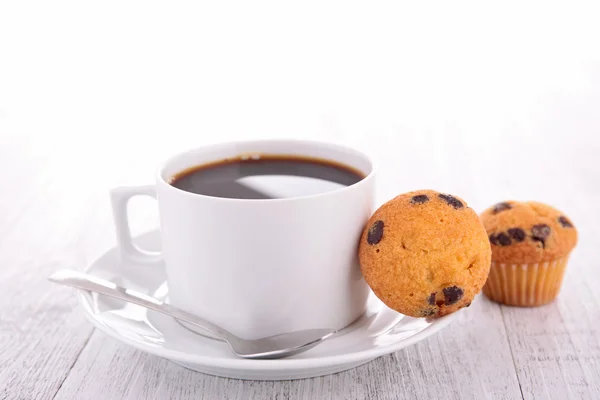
[0,150,95,399]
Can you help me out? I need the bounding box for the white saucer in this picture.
[77,231,459,380]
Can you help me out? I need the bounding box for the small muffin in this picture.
[480,201,577,306]
[359,190,491,318]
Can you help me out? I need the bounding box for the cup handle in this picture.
[110,185,162,264]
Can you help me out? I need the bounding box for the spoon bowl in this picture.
[227,329,336,359]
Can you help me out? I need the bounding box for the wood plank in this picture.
[395,296,522,400]
[0,137,130,400]
[500,287,600,400]
[0,268,94,400]
[0,197,96,400]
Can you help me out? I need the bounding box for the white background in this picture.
[1,2,600,399]
[2,2,599,207]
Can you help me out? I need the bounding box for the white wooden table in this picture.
[1,3,599,399]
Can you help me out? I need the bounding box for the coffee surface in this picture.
[170,154,364,199]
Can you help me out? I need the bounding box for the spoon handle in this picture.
[48,269,236,342]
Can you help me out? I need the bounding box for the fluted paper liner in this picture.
[482,255,569,306]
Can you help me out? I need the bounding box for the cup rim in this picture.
[155,139,376,203]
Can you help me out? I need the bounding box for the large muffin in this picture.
[358,190,491,318]
[480,201,577,306]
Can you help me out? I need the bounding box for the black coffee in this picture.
[170,154,365,199]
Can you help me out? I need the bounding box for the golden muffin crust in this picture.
[480,201,577,264]
[358,190,491,318]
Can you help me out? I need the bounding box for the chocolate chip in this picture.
[443,286,464,305]
[507,228,526,242]
[493,202,512,214]
[427,292,436,305]
[532,224,551,239]
[531,224,551,248]
[464,302,471,308]
[411,194,429,204]
[420,309,436,317]
[489,234,499,245]
[497,232,512,246]
[367,220,384,245]
[558,216,573,228]
[438,193,464,209]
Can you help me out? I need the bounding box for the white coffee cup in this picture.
[111,139,375,339]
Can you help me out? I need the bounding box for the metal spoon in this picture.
[48,269,336,359]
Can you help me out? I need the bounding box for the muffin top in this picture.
[359,190,491,318]
[480,201,577,263]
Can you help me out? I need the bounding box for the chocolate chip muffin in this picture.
[358,190,491,318]
[480,201,577,306]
